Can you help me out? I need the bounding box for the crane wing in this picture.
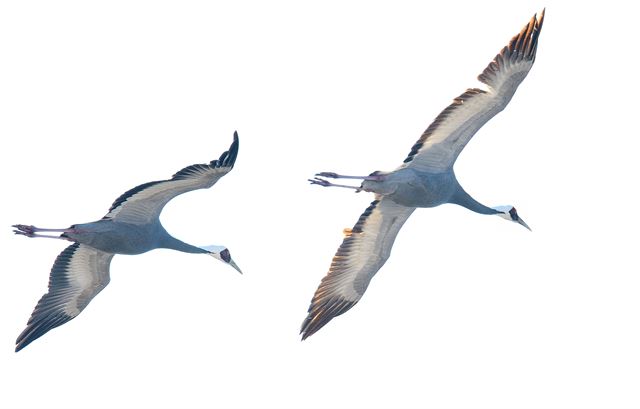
[402,10,544,172]
[103,132,239,224]
[16,243,114,352]
[300,197,415,340]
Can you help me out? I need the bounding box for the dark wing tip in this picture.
[224,131,239,168]
[477,9,545,87]
[300,297,357,341]
[300,199,381,340]
[15,311,74,352]
[510,9,545,58]
[213,131,239,169]
[15,243,81,352]
[170,132,240,181]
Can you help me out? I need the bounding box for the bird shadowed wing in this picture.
[16,243,114,352]
[402,10,544,172]
[103,132,239,224]
[300,197,415,340]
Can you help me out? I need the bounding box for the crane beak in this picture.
[229,259,243,274]
[517,217,532,231]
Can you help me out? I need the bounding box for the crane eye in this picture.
[220,249,231,263]
[509,207,518,220]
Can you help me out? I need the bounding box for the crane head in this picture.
[493,205,531,231]
[201,245,243,274]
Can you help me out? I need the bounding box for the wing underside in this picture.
[16,243,114,352]
[301,198,415,339]
[402,10,544,171]
[103,132,239,224]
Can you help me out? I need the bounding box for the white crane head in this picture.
[201,245,242,274]
[492,205,531,231]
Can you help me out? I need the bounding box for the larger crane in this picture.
[301,10,544,340]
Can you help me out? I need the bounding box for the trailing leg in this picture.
[309,177,362,191]
[12,224,74,240]
[315,172,385,181]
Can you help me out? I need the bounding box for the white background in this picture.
[1,1,639,408]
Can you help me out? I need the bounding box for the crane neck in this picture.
[450,185,500,216]
[159,234,209,254]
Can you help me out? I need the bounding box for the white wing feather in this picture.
[103,133,239,224]
[402,10,544,172]
[301,197,415,339]
[16,243,114,351]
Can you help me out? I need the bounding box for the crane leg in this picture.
[12,224,74,240]
[308,177,362,192]
[315,172,384,181]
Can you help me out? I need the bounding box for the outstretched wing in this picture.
[16,243,114,352]
[300,198,415,340]
[103,132,239,224]
[402,10,544,172]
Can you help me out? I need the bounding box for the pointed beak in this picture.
[517,217,532,231]
[229,259,243,274]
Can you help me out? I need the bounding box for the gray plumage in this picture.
[13,132,240,352]
[301,11,544,340]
